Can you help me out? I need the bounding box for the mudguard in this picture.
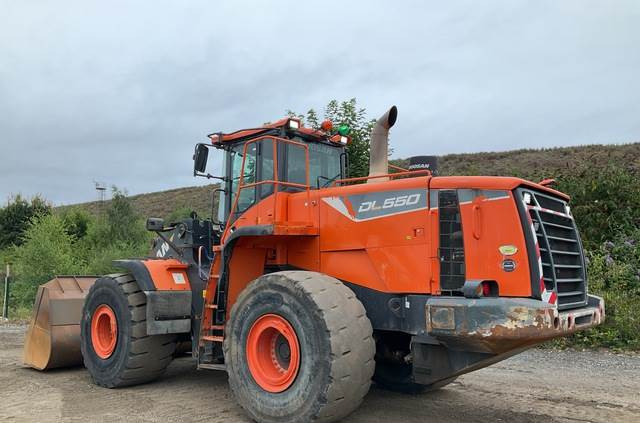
[114,258,192,335]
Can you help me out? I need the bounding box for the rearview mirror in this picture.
[193,144,209,175]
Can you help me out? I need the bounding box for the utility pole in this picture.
[2,264,10,319]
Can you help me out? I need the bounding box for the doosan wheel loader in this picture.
[24,106,604,423]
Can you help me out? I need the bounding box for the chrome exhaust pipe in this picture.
[367,105,397,183]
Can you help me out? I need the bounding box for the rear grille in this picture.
[438,190,466,290]
[521,189,588,310]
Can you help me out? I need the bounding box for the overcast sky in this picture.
[1,1,638,205]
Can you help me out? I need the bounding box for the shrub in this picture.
[84,240,150,275]
[2,188,152,309]
[10,214,82,307]
[554,230,640,350]
[556,165,640,248]
[0,194,51,249]
[84,187,150,251]
[59,207,92,240]
[165,205,194,224]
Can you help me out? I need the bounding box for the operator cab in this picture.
[193,117,350,228]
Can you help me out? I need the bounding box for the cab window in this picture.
[230,143,257,216]
[228,138,276,219]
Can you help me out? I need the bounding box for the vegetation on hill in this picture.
[392,142,640,182]
[1,188,153,309]
[56,184,218,222]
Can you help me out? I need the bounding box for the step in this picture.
[198,363,226,371]
[202,335,224,343]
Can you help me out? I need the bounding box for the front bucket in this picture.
[23,276,98,370]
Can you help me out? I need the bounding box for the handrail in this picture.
[223,136,311,242]
[388,163,409,172]
[331,169,431,186]
[238,180,310,190]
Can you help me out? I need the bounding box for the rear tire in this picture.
[224,271,375,423]
[80,273,177,388]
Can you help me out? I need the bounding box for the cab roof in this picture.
[208,118,329,146]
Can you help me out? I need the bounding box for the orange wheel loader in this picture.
[24,106,605,422]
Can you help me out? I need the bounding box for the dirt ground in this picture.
[1,323,639,423]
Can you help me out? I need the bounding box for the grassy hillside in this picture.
[393,142,640,181]
[57,184,219,220]
[58,142,639,218]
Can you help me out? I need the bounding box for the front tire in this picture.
[224,271,375,423]
[80,273,177,388]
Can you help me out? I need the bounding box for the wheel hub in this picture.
[91,304,117,359]
[246,314,300,393]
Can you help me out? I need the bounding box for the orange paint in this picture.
[246,314,300,393]
[91,304,117,359]
[143,259,190,291]
[202,132,565,325]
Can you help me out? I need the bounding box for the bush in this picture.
[84,240,150,275]
[85,188,149,249]
[59,207,92,240]
[10,214,83,306]
[556,165,640,248]
[0,194,51,249]
[165,205,194,224]
[2,188,152,309]
[554,230,640,350]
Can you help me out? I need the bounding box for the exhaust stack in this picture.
[367,106,397,183]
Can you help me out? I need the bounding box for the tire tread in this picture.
[81,273,177,388]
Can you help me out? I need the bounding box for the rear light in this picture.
[462,280,498,298]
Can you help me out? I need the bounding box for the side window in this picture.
[231,143,257,216]
[260,138,275,198]
[285,143,307,191]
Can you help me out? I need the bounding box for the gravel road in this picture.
[1,323,639,423]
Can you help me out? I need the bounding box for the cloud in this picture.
[0,0,638,204]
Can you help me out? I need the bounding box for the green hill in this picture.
[57,184,218,221]
[393,142,640,181]
[59,142,639,218]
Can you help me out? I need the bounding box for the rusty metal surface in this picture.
[23,276,98,370]
[426,294,605,355]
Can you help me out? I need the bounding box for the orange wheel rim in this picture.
[91,304,118,359]
[246,314,300,393]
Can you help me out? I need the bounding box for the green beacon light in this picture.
[337,124,350,136]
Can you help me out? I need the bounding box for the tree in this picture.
[83,187,151,273]
[86,187,148,248]
[0,195,52,249]
[59,207,92,240]
[12,213,82,305]
[556,165,640,248]
[288,98,376,178]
